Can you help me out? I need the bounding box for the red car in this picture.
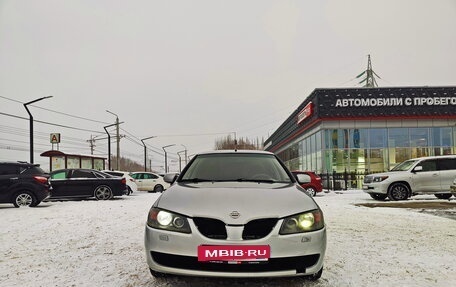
[291,171,323,197]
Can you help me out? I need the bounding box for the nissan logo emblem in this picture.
[230,211,240,219]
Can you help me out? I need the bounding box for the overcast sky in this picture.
[1,0,455,172]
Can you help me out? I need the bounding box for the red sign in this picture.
[198,245,270,262]
[297,102,313,124]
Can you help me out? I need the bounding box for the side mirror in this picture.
[164,173,179,184]
[413,166,423,172]
[296,174,311,184]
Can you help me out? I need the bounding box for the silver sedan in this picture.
[144,150,326,279]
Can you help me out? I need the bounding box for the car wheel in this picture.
[94,185,113,200]
[370,194,388,201]
[307,266,323,281]
[306,187,317,197]
[13,191,38,208]
[387,183,409,201]
[434,193,452,200]
[153,184,164,193]
[149,268,167,278]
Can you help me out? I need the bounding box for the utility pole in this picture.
[87,135,96,155]
[106,110,121,170]
[356,54,381,88]
[115,116,120,169]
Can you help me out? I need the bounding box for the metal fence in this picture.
[319,169,376,191]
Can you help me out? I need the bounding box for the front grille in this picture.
[193,217,278,240]
[193,217,227,239]
[151,251,319,273]
[363,176,373,183]
[242,218,278,240]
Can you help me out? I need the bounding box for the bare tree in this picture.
[214,135,263,150]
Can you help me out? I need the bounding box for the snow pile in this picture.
[1,190,455,287]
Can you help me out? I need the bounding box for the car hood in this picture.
[154,182,319,224]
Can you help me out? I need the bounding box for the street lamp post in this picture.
[177,150,185,172]
[162,144,175,173]
[23,96,53,163]
[141,136,156,171]
[180,144,188,165]
[103,123,117,170]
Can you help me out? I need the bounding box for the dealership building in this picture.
[264,86,456,179]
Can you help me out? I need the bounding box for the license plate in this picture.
[197,245,270,262]
[362,185,368,190]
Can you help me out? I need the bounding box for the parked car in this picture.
[363,155,456,201]
[0,161,51,207]
[130,171,169,192]
[102,170,138,195]
[49,168,127,200]
[291,171,323,197]
[145,150,326,279]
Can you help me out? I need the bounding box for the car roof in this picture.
[51,168,99,172]
[406,155,456,161]
[194,150,274,156]
[0,161,39,167]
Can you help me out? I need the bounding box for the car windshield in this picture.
[180,153,292,183]
[390,159,418,171]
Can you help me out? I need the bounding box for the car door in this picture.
[146,173,160,191]
[49,170,71,197]
[131,173,146,191]
[437,158,456,191]
[69,169,97,196]
[0,164,18,202]
[412,159,440,193]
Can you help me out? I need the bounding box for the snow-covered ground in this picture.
[1,190,455,287]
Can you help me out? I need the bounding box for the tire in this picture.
[13,191,38,208]
[307,266,323,281]
[434,193,452,200]
[149,268,167,278]
[370,193,388,201]
[94,185,113,200]
[306,187,317,197]
[387,183,409,201]
[153,184,164,193]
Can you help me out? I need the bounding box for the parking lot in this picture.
[1,190,455,287]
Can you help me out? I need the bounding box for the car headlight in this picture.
[279,209,324,235]
[373,176,389,182]
[147,207,191,233]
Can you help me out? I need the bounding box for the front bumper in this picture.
[362,182,389,195]
[144,221,326,278]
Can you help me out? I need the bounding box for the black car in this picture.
[0,161,51,207]
[49,169,128,200]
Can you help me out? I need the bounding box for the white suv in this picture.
[363,155,456,201]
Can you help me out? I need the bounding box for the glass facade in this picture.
[279,127,456,175]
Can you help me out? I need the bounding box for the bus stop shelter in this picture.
[40,150,106,172]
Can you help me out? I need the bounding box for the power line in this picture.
[0,112,104,134]
[0,95,110,124]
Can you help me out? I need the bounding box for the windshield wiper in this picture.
[181,178,283,184]
[234,178,277,184]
